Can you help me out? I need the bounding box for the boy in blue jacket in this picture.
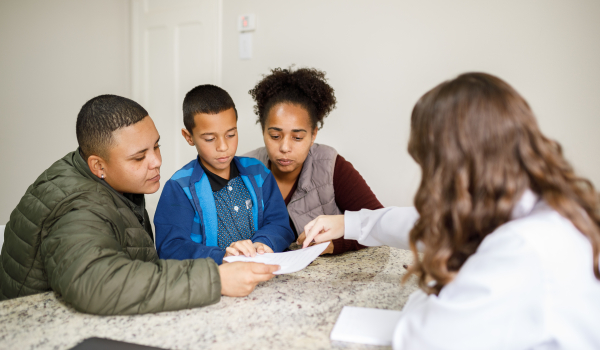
[154,85,294,264]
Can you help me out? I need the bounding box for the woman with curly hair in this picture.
[302,73,600,349]
[244,67,383,255]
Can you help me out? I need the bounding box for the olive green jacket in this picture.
[0,150,221,315]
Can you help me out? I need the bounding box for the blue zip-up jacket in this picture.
[154,156,294,264]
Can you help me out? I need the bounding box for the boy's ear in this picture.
[87,155,107,179]
[181,128,195,146]
[311,127,318,144]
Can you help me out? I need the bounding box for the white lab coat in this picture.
[344,190,600,350]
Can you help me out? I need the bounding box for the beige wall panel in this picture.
[221,0,600,208]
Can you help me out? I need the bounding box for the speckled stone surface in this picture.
[0,246,418,350]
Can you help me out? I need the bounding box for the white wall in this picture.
[1,0,600,223]
[0,0,131,224]
[222,0,600,208]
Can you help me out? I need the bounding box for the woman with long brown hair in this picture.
[302,72,600,349]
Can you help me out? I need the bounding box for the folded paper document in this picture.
[223,242,330,274]
[330,306,403,346]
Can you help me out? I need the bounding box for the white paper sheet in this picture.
[330,306,403,346]
[222,242,330,274]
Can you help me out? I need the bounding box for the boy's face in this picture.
[182,107,238,178]
[101,116,162,194]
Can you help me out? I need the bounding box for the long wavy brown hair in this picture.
[405,72,600,295]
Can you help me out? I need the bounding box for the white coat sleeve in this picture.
[344,207,419,250]
[392,227,546,350]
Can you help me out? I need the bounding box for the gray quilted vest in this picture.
[243,143,342,234]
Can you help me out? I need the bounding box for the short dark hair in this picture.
[183,84,237,133]
[76,95,148,160]
[249,66,337,131]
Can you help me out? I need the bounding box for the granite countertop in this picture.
[0,246,418,350]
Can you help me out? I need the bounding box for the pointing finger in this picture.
[297,231,307,245]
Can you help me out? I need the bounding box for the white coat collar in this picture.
[510,189,540,220]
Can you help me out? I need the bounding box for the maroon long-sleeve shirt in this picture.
[284,154,384,255]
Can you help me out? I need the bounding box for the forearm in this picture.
[58,255,221,315]
[157,229,225,264]
[46,239,222,315]
[344,207,419,250]
[252,226,294,252]
[43,211,222,315]
[155,180,226,263]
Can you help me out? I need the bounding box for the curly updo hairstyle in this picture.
[249,66,337,131]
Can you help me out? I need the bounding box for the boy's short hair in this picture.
[183,84,237,133]
[76,94,149,160]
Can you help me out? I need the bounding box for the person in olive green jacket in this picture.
[0,95,279,315]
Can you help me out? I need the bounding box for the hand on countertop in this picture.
[218,262,280,297]
[225,239,272,258]
[253,242,273,255]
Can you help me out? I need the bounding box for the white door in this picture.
[131,0,221,228]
